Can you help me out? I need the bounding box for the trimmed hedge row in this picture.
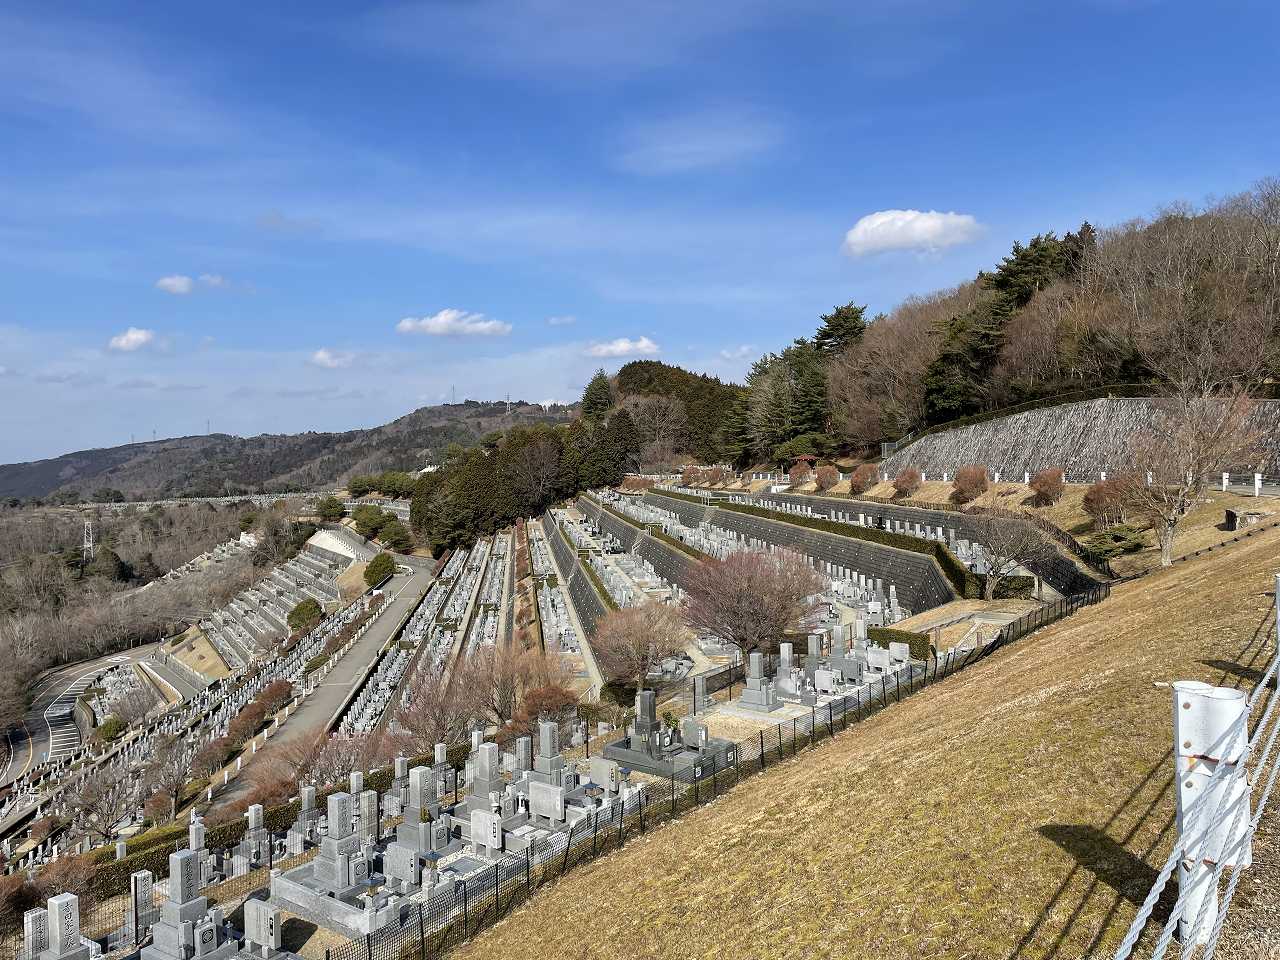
[710,501,978,599]
[867,626,932,661]
[590,496,708,561]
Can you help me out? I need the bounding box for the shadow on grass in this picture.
[1037,824,1167,910]
[1201,658,1269,688]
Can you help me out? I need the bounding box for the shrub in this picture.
[867,627,932,661]
[93,714,126,743]
[1083,478,1128,528]
[1083,523,1148,558]
[287,597,323,633]
[258,679,294,715]
[0,873,41,936]
[1029,468,1064,506]
[893,467,922,498]
[365,551,396,588]
[352,504,391,539]
[952,464,989,504]
[680,466,699,485]
[787,464,812,488]
[227,701,267,746]
[378,519,413,551]
[814,465,839,491]
[315,496,345,521]
[849,463,879,495]
[193,737,233,778]
[304,653,330,675]
[347,475,376,498]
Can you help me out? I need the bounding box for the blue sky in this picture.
[1,1,1278,462]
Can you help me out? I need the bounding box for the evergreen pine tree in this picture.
[580,369,614,424]
[814,302,868,354]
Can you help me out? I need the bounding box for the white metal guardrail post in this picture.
[1171,681,1251,947]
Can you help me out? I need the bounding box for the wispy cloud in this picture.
[841,209,982,257]
[155,273,229,294]
[108,327,155,352]
[396,309,512,337]
[719,344,755,361]
[547,315,576,327]
[615,107,782,175]
[115,378,203,392]
[310,348,355,369]
[586,336,659,358]
[155,274,193,295]
[360,1,782,75]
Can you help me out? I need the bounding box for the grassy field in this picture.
[451,526,1280,960]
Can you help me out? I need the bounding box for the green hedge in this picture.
[708,501,978,599]
[579,555,620,612]
[979,574,1037,599]
[648,526,708,561]
[867,627,933,660]
[590,496,708,561]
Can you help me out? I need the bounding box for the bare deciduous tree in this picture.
[145,735,196,822]
[458,644,525,726]
[274,730,384,788]
[393,669,479,756]
[592,602,687,688]
[65,766,136,845]
[623,395,688,471]
[974,517,1059,601]
[683,550,823,658]
[1121,389,1262,566]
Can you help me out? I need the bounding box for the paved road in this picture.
[1,642,162,788]
[214,564,433,803]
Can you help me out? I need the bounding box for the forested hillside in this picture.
[614,361,743,466]
[0,400,575,502]
[717,179,1280,466]
[410,371,640,552]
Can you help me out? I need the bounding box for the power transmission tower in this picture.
[82,520,95,566]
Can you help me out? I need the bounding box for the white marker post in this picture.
[1171,681,1251,946]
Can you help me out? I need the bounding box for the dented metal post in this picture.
[1171,680,1251,947]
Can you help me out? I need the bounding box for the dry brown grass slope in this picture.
[454,527,1280,960]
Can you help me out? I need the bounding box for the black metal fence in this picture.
[2,581,1111,960]
[325,581,1111,960]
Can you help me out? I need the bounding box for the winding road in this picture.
[1,642,161,789]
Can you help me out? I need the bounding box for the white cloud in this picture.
[108,327,155,352]
[198,273,226,288]
[396,308,512,337]
[310,348,354,369]
[155,274,193,295]
[841,209,982,257]
[547,315,576,327]
[586,336,660,358]
[719,344,755,361]
[616,107,782,175]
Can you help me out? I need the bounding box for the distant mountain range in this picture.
[0,400,577,501]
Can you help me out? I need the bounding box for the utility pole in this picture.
[82,520,94,568]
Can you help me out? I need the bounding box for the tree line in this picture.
[408,370,641,552]
[615,178,1280,470]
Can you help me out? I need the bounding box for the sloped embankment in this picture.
[882,397,1280,478]
[453,528,1279,960]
